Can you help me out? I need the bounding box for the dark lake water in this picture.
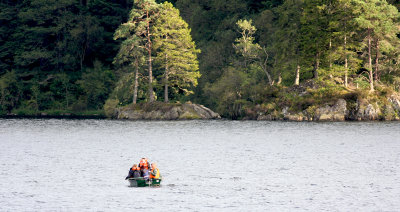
[0,119,399,211]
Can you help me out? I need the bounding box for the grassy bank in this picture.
[1,109,106,119]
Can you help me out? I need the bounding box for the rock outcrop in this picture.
[314,98,348,121]
[115,102,221,120]
[250,95,400,121]
[109,91,400,121]
[350,102,381,121]
[279,99,348,121]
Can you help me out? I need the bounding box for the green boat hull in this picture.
[127,177,162,187]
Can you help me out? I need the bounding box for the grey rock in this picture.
[282,107,289,118]
[183,103,221,119]
[355,103,381,120]
[389,95,400,113]
[314,99,347,121]
[115,103,220,120]
[257,114,273,121]
[287,113,305,121]
[163,107,181,120]
[282,107,305,121]
[383,104,396,121]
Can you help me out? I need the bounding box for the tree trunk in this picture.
[313,52,319,79]
[262,67,272,86]
[259,47,272,85]
[277,72,282,85]
[295,65,300,85]
[80,44,86,72]
[329,38,332,70]
[65,85,69,108]
[146,10,155,102]
[344,33,348,88]
[133,59,139,104]
[375,39,379,81]
[274,58,281,85]
[164,53,169,103]
[368,28,374,91]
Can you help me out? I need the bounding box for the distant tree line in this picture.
[0,0,132,113]
[1,0,400,118]
[171,0,400,117]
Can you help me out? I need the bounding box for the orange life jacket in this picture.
[131,166,140,171]
[139,159,149,169]
[150,168,160,179]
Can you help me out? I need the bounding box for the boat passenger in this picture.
[138,157,150,177]
[142,169,150,179]
[125,164,141,180]
[150,163,161,179]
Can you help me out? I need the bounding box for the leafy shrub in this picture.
[104,99,119,118]
[354,77,370,89]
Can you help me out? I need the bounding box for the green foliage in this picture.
[104,98,120,118]
[0,71,19,112]
[233,19,260,67]
[153,2,201,100]
[112,1,200,105]
[272,0,303,85]
[354,76,371,89]
[109,71,146,105]
[77,61,115,110]
[353,0,400,90]
[205,67,251,119]
[0,0,132,113]
[1,0,400,119]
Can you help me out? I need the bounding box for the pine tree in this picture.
[153,2,200,102]
[353,0,399,91]
[113,34,145,104]
[117,0,159,102]
[324,0,361,88]
[300,0,330,79]
[273,0,304,86]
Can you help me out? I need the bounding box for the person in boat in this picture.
[142,169,150,179]
[138,157,150,178]
[150,163,161,180]
[125,164,141,180]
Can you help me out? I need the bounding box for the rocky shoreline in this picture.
[252,94,400,121]
[111,102,221,120]
[3,93,399,121]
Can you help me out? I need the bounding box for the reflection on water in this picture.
[0,119,400,211]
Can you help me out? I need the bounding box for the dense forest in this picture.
[1,0,400,119]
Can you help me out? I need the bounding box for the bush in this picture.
[104,99,119,118]
[11,108,37,116]
[71,97,87,112]
[354,77,370,89]
[77,61,115,110]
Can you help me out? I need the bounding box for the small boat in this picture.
[127,177,162,187]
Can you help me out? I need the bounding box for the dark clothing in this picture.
[125,168,141,179]
[141,169,150,179]
[133,170,141,178]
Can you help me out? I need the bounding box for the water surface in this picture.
[1,119,399,211]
